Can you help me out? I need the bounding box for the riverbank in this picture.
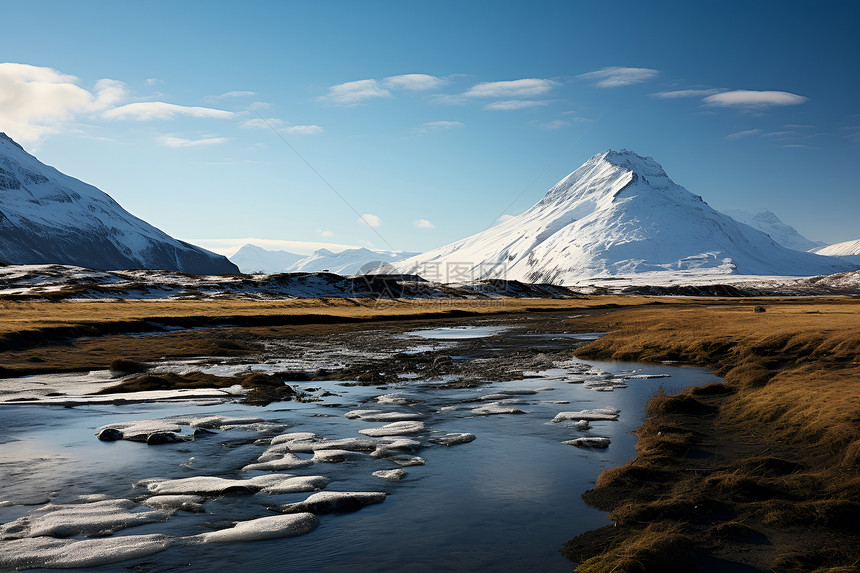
[563,297,860,572]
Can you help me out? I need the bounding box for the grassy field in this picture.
[0,296,652,375]
[563,298,860,572]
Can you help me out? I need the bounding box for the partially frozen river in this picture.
[0,322,721,572]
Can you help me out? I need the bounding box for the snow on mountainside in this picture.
[0,133,238,274]
[721,209,822,252]
[229,244,304,273]
[288,247,420,275]
[394,150,855,285]
[811,239,860,265]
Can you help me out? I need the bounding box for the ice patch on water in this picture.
[344,410,423,422]
[143,495,205,513]
[563,437,611,448]
[429,433,476,447]
[358,421,425,437]
[373,469,407,481]
[471,403,526,416]
[143,474,328,496]
[195,513,319,543]
[280,491,386,514]
[550,409,620,422]
[0,534,175,569]
[0,499,167,539]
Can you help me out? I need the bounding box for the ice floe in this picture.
[372,469,408,481]
[242,453,313,472]
[279,491,386,514]
[429,433,476,447]
[143,474,329,496]
[550,408,620,422]
[0,534,176,570]
[471,402,526,416]
[195,513,319,543]
[370,438,422,459]
[143,495,205,513]
[0,499,167,539]
[344,409,423,421]
[358,421,425,437]
[563,437,611,448]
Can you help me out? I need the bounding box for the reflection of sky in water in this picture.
[0,356,720,572]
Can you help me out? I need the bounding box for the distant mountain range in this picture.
[392,150,855,284]
[720,209,824,252]
[0,133,237,274]
[229,244,419,275]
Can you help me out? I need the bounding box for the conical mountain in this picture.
[395,150,854,284]
[0,133,238,273]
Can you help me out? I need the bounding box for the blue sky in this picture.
[1,0,858,255]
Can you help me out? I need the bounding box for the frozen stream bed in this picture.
[0,324,721,572]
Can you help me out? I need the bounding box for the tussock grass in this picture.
[566,298,860,571]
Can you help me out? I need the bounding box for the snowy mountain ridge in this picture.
[0,133,237,273]
[393,149,854,284]
[721,209,822,252]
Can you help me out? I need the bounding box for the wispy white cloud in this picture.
[485,99,548,111]
[725,129,762,140]
[704,90,807,108]
[383,74,445,91]
[316,228,335,237]
[495,214,516,224]
[319,79,391,106]
[104,101,234,120]
[464,78,556,99]
[219,90,256,98]
[359,213,382,228]
[651,88,724,99]
[145,78,164,86]
[158,135,230,148]
[240,117,284,129]
[413,218,435,229]
[578,66,659,88]
[283,124,324,135]
[241,117,323,135]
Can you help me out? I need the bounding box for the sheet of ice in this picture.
[97,420,185,442]
[372,469,408,481]
[0,534,175,570]
[375,393,413,405]
[143,474,329,496]
[370,438,422,459]
[271,436,378,453]
[358,421,425,437]
[195,513,319,543]
[551,409,620,422]
[0,499,167,539]
[471,403,526,416]
[143,495,205,513]
[345,409,423,422]
[242,453,313,472]
[279,491,386,514]
[429,433,476,447]
[312,449,358,463]
[270,432,319,445]
[563,437,611,448]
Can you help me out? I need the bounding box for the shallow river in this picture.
[0,326,720,572]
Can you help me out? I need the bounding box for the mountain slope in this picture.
[394,150,854,284]
[229,244,304,273]
[811,239,860,265]
[288,247,420,275]
[721,209,822,252]
[0,133,238,274]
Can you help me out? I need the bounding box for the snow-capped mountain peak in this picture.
[0,133,237,273]
[394,149,855,284]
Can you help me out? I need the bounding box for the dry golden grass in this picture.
[0,296,651,339]
[566,298,860,571]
